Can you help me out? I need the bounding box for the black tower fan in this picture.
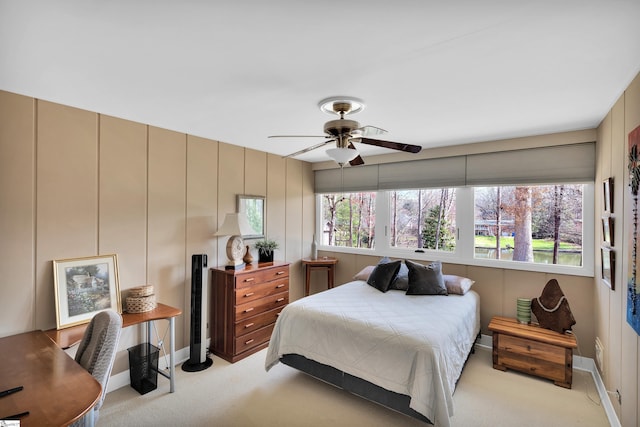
[182,254,213,371]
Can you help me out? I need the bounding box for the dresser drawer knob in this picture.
[244,323,254,328]
[276,297,285,303]
[245,339,254,345]
[244,292,255,297]
[527,345,531,351]
[244,277,255,282]
[244,307,254,313]
[276,271,285,275]
[276,284,285,288]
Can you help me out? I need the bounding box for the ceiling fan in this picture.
[268,96,422,166]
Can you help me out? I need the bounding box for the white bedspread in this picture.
[265,281,480,427]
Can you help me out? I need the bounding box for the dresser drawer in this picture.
[235,323,276,354]
[235,292,288,321]
[235,267,289,289]
[235,306,283,336]
[235,277,289,304]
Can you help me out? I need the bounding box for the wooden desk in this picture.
[46,303,182,393]
[302,257,338,296]
[0,330,102,427]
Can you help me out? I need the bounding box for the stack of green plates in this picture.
[516,297,532,324]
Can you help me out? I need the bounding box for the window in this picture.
[316,183,593,276]
[474,185,583,266]
[320,192,376,248]
[389,189,456,251]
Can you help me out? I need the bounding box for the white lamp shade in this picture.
[326,147,359,165]
[214,213,253,237]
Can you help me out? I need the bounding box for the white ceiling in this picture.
[2,1,640,163]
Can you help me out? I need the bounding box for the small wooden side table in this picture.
[489,316,577,388]
[302,257,338,296]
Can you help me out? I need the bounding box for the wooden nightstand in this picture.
[302,257,338,296]
[488,316,577,388]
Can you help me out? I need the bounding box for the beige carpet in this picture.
[99,347,610,427]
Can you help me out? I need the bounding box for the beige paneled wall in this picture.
[99,115,148,288]
[621,73,640,426]
[595,71,640,427]
[36,101,99,328]
[0,91,313,377]
[0,92,35,336]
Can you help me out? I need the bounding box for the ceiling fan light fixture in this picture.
[326,147,359,165]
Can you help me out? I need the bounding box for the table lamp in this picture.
[215,213,253,270]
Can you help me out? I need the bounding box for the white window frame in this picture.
[315,183,594,277]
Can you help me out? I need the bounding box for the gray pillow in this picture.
[405,260,448,295]
[367,260,402,293]
[378,257,409,291]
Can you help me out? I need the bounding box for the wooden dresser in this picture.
[210,261,290,363]
[489,316,577,388]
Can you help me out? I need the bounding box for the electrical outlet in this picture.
[595,337,604,373]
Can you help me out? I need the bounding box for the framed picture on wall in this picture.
[237,194,265,239]
[53,254,122,329]
[600,247,615,290]
[603,177,614,213]
[602,216,614,246]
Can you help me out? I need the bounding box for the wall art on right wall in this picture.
[627,125,640,335]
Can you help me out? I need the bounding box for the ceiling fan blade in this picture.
[347,142,365,166]
[357,137,422,153]
[282,139,335,159]
[352,125,387,137]
[268,135,328,139]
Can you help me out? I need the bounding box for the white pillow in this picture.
[443,274,475,295]
[353,265,375,281]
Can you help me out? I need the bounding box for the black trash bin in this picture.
[128,343,159,395]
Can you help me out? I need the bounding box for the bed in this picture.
[265,278,480,427]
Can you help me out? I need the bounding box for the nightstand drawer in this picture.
[498,334,565,365]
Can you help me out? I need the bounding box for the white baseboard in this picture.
[476,334,620,427]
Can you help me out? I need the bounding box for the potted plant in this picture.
[254,238,279,263]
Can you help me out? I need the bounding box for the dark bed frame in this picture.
[280,332,479,425]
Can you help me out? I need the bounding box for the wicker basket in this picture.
[128,285,154,298]
[126,294,157,313]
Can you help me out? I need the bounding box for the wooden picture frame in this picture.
[237,194,265,239]
[601,216,614,247]
[601,247,615,290]
[603,177,614,213]
[53,254,121,329]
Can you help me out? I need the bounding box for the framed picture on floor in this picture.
[53,254,122,329]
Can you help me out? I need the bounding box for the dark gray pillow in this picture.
[378,257,409,291]
[405,260,448,295]
[367,260,402,293]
